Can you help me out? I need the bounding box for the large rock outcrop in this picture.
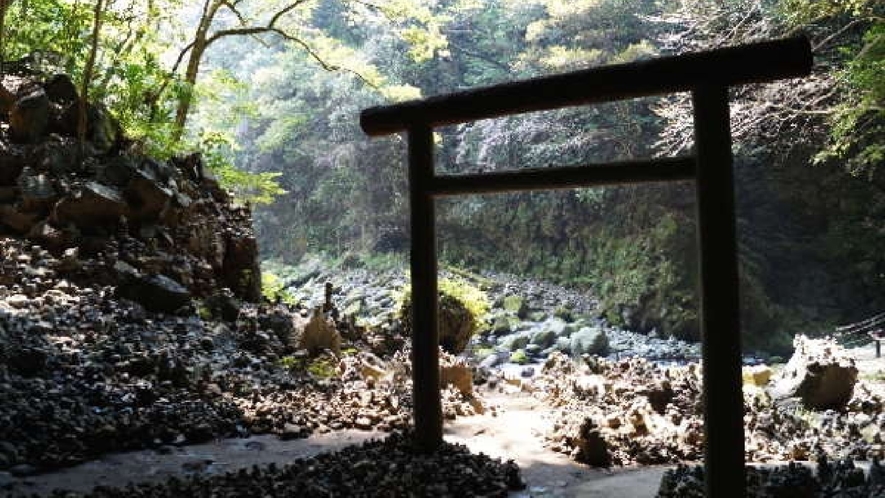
[771,335,858,410]
[0,73,261,303]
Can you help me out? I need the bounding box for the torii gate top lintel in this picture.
[359,36,812,498]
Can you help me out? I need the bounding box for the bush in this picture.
[261,271,297,305]
[399,277,490,354]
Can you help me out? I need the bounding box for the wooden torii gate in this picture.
[360,36,812,498]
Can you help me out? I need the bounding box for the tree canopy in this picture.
[6,0,884,351]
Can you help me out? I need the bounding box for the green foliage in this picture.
[261,272,297,305]
[510,349,529,365]
[818,23,885,176]
[306,356,338,379]
[277,354,338,379]
[438,277,491,322]
[199,131,286,206]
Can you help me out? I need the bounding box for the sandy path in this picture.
[446,389,667,498]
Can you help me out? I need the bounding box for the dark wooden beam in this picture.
[407,125,443,452]
[430,157,696,196]
[361,36,811,136]
[693,85,746,497]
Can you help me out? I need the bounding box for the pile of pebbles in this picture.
[657,457,885,497]
[36,432,524,498]
[534,352,885,467]
[0,236,483,474]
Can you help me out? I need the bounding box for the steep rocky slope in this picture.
[0,74,482,480]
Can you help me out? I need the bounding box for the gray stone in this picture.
[17,168,57,211]
[116,263,191,313]
[8,463,37,477]
[530,329,557,348]
[479,350,508,369]
[502,295,527,318]
[569,326,609,356]
[501,334,529,352]
[525,344,543,356]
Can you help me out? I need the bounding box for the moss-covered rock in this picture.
[399,277,490,354]
[503,295,527,318]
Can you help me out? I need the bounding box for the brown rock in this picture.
[54,181,127,227]
[17,168,57,211]
[771,335,858,410]
[125,168,172,221]
[222,233,261,301]
[0,205,40,233]
[9,89,49,143]
[440,362,473,397]
[295,307,341,355]
[0,141,25,185]
[43,74,79,104]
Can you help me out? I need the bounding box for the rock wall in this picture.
[0,73,261,304]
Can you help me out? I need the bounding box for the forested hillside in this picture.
[7,0,884,352]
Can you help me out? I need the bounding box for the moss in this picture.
[510,349,529,365]
[307,357,338,379]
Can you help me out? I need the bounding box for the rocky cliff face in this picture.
[0,73,261,305]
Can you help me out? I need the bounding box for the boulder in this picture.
[438,293,477,354]
[295,307,341,355]
[0,205,40,233]
[0,82,14,113]
[502,295,527,318]
[531,329,556,349]
[0,142,25,185]
[98,155,138,186]
[222,233,262,302]
[501,334,529,352]
[9,89,49,143]
[54,181,127,227]
[771,335,857,410]
[743,365,773,387]
[440,361,473,397]
[125,167,172,221]
[34,137,81,176]
[402,292,476,355]
[570,326,609,356]
[116,261,192,313]
[43,74,79,104]
[17,168,57,211]
[569,418,612,467]
[60,102,120,153]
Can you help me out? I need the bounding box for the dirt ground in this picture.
[8,344,881,497]
[3,388,666,497]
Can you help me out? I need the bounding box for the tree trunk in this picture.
[79,0,105,152]
[0,0,15,75]
[172,0,221,142]
[172,39,205,142]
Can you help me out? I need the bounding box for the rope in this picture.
[836,311,885,332]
